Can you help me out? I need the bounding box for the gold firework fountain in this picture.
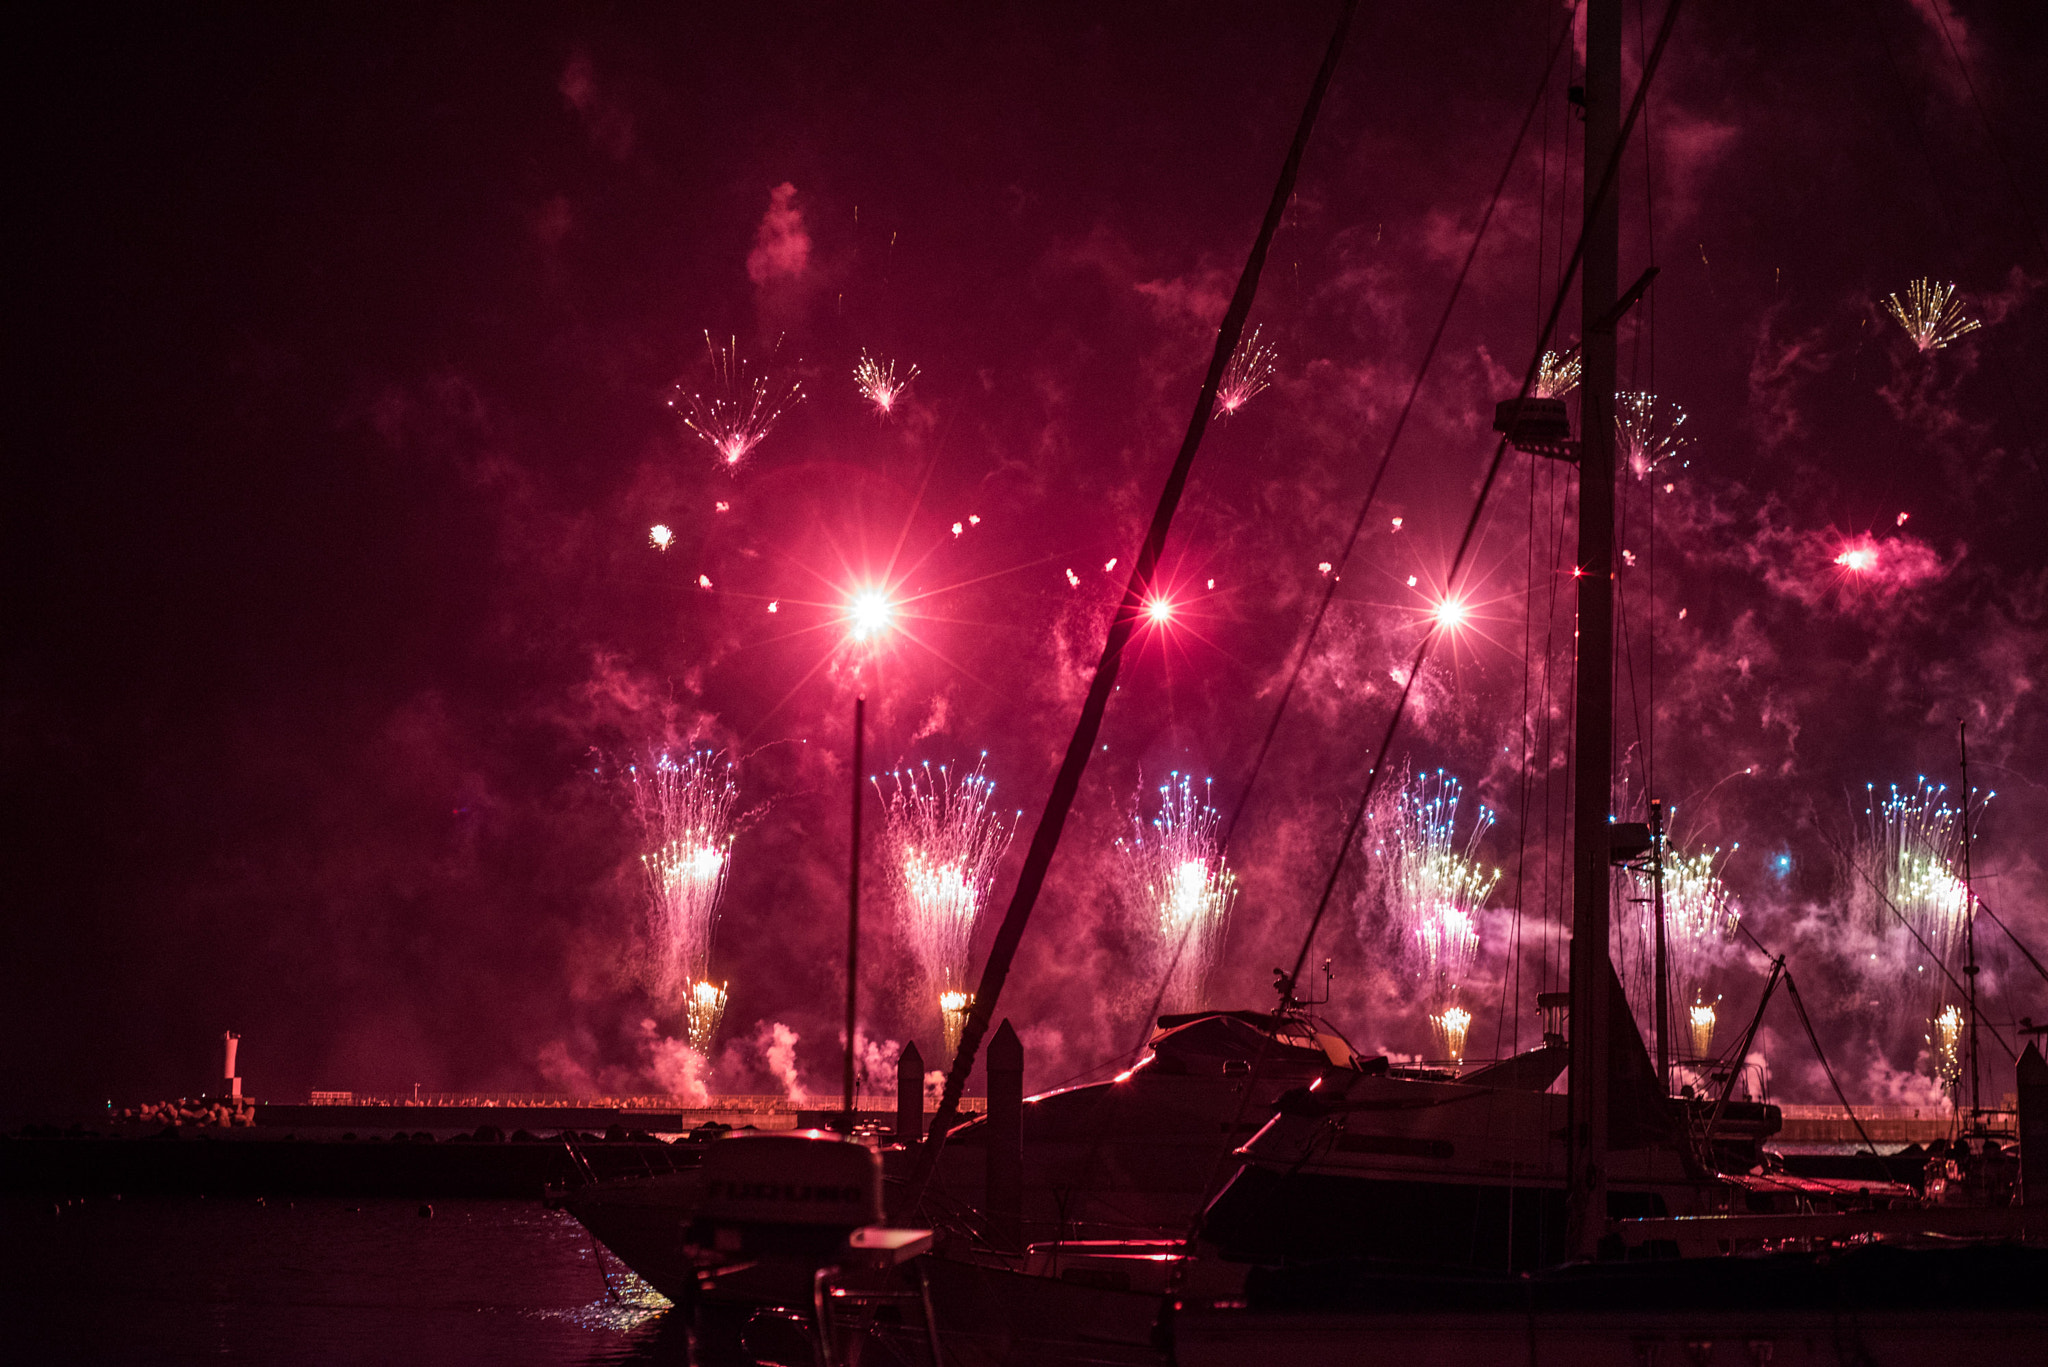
[853,350,920,416]
[1882,278,1981,353]
[1213,325,1277,416]
[1688,996,1719,1060]
[878,758,1016,1065]
[671,331,803,470]
[940,988,973,1059]
[688,980,729,1054]
[1532,349,1581,398]
[1933,1004,1964,1095]
[1432,1006,1473,1063]
[631,748,741,1057]
[1616,390,1689,481]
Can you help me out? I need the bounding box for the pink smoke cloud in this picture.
[755,1020,806,1102]
[637,1019,712,1103]
[747,183,812,285]
[558,52,635,160]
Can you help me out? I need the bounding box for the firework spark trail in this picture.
[853,351,920,416]
[1882,278,1982,353]
[671,332,803,471]
[1532,349,1581,398]
[1364,768,1498,1061]
[1616,390,1688,480]
[1116,774,1239,1014]
[1212,324,1277,416]
[1619,845,1740,1058]
[876,758,1016,1057]
[630,749,740,1050]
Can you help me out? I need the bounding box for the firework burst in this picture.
[1858,780,1969,955]
[1366,768,1499,1062]
[1116,774,1239,1013]
[877,757,1016,1058]
[853,351,919,416]
[671,332,803,471]
[1213,325,1277,417]
[630,749,741,1050]
[1619,844,1740,1059]
[1616,391,1689,480]
[1882,278,1981,353]
[1852,778,1986,1088]
[1532,349,1582,399]
[648,523,673,551]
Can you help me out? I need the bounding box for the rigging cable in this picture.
[905,0,1360,1209]
[1502,0,1581,1063]
[1283,0,1693,992]
[1173,6,1652,1271]
[1216,7,1579,859]
[1920,0,2048,269]
[1821,825,2020,1064]
[1731,919,1890,1177]
[1975,895,2048,988]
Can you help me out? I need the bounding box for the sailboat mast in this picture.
[1566,0,1623,1261]
[1960,720,1981,1121]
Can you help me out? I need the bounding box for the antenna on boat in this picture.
[1651,798,1670,1090]
[844,694,865,1128]
[1271,960,1331,1013]
[1960,720,1982,1127]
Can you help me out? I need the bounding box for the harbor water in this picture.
[7,1195,698,1365]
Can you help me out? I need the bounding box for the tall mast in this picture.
[1960,720,1980,1123]
[1566,0,1622,1261]
[844,695,865,1123]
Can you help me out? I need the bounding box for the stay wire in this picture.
[1540,465,1572,1000]
[1974,895,2048,988]
[1167,13,1625,1269]
[1727,918,1887,1173]
[1287,0,1693,993]
[905,0,1358,1211]
[1921,0,2048,270]
[1821,827,2019,1064]
[1499,432,1540,1062]
[1217,7,1578,858]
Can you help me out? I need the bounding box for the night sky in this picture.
[10,2,2046,1120]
